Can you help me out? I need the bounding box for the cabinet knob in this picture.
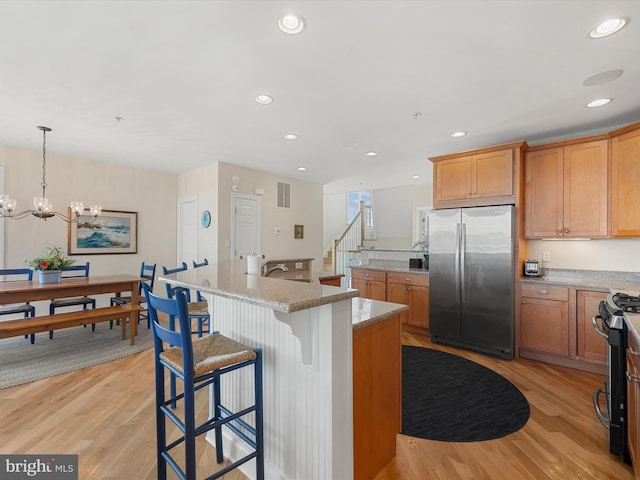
[564,228,569,234]
[539,289,547,295]
[557,229,563,234]
[405,278,411,282]
[521,300,526,304]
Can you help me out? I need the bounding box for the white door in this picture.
[177,196,197,267]
[231,193,261,259]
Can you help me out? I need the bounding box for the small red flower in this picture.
[39,260,50,270]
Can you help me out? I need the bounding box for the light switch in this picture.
[542,252,551,262]
[275,227,281,235]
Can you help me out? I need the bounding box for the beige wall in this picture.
[215,162,324,266]
[0,144,177,290]
[177,162,219,265]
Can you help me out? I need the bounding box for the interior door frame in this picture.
[230,192,262,260]
[177,195,197,267]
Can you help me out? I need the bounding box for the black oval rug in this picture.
[402,345,530,442]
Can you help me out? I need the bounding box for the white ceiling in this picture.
[1,1,639,195]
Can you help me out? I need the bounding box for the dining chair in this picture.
[0,268,37,343]
[191,258,209,302]
[110,261,156,329]
[162,263,210,337]
[49,262,96,338]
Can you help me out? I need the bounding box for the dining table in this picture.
[0,274,141,344]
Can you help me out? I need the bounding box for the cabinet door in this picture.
[576,290,607,364]
[352,277,386,301]
[524,148,564,238]
[520,297,569,356]
[473,149,513,199]
[611,127,640,237]
[435,156,473,203]
[627,333,640,476]
[563,140,608,237]
[407,285,429,329]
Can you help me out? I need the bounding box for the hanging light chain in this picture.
[41,127,48,198]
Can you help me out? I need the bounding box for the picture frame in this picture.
[294,224,304,239]
[68,208,138,255]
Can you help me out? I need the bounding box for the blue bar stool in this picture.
[144,283,264,480]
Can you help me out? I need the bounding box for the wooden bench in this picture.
[0,304,141,343]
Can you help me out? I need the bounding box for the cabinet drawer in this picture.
[351,269,386,283]
[387,272,429,287]
[521,284,569,301]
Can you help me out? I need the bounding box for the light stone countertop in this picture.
[160,260,359,314]
[351,263,429,276]
[351,297,408,331]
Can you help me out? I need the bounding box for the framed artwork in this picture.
[294,224,304,239]
[68,209,138,255]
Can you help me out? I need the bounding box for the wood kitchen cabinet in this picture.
[430,141,526,209]
[520,283,606,373]
[351,269,386,301]
[520,284,569,356]
[627,331,640,479]
[611,121,640,237]
[576,290,607,365]
[386,272,429,330]
[524,137,608,238]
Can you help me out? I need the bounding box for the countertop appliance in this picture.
[524,259,541,277]
[428,205,515,359]
[592,293,633,463]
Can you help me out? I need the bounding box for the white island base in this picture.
[206,294,354,480]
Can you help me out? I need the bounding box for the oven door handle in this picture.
[592,314,608,339]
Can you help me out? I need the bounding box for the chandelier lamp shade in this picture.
[0,126,101,223]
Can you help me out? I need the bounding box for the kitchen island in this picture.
[160,260,406,480]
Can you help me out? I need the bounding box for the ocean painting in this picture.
[69,209,137,254]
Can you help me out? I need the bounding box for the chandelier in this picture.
[0,126,101,223]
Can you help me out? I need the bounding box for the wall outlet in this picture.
[274,227,281,235]
[542,252,551,262]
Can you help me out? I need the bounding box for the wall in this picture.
[177,162,219,264]
[323,192,347,252]
[0,143,177,309]
[216,162,324,266]
[527,239,640,273]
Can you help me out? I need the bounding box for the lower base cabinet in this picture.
[353,312,402,480]
[386,272,429,330]
[519,284,606,373]
[628,332,640,479]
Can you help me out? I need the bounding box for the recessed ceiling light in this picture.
[582,69,623,86]
[586,98,613,108]
[254,94,273,105]
[364,151,377,157]
[411,175,421,179]
[589,17,629,38]
[450,131,467,138]
[297,167,307,171]
[284,134,298,140]
[278,14,305,34]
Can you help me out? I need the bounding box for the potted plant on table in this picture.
[26,245,75,284]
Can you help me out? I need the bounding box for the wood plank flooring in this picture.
[0,330,633,479]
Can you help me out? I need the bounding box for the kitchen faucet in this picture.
[264,265,288,277]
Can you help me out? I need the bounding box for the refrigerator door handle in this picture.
[455,223,461,300]
[460,223,466,303]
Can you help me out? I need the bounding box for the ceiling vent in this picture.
[277,181,291,209]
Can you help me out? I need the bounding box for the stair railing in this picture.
[332,201,370,287]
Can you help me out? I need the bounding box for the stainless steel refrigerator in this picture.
[428,205,515,359]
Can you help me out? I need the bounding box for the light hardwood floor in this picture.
[0,330,634,480]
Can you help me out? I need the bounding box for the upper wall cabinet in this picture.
[524,137,608,239]
[610,121,640,237]
[430,141,526,209]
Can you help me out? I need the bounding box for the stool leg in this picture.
[255,349,265,480]
[155,358,167,480]
[213,375,224,464]
[184,374,197,480]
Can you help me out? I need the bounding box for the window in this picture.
[347,190,372,224]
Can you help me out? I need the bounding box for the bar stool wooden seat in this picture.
[144,283,264,480]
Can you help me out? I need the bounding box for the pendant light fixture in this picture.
[0,126,101,222]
